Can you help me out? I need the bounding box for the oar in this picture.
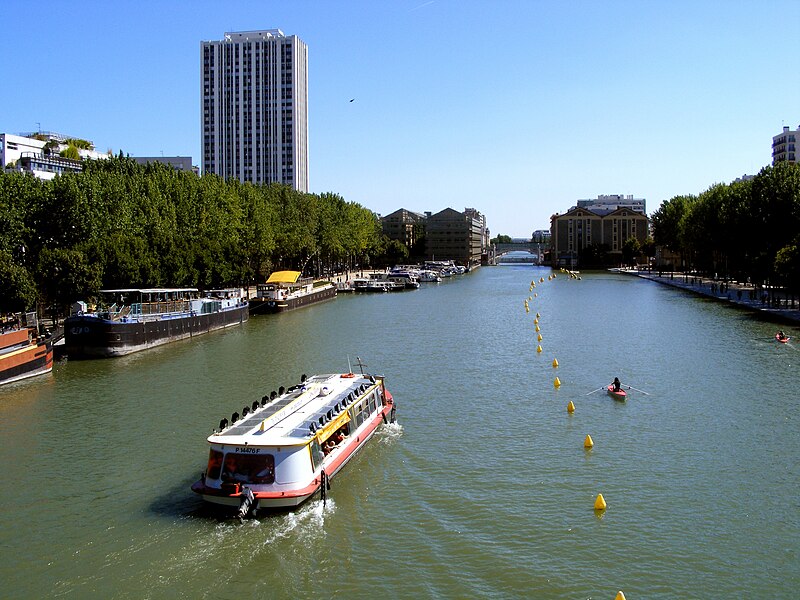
[622,384,650,395]
[584,386,606,396]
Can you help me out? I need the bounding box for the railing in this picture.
[130,300,192,317]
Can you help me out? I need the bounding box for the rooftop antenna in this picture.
[355,356,367,375]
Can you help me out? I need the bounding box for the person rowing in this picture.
[612,377,621,392]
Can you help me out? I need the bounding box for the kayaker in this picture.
[777,330,786,340]
[612,377,621,392]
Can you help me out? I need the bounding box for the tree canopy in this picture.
[651,162,800,290]
[0,157,386,313]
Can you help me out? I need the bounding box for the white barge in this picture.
[191,371,396,514]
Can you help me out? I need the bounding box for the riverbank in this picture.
[616,268,800,325]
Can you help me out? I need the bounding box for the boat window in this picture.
[206,449,223,479]
[221,452,275,484]
[309,440,323,470]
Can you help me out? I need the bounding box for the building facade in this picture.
[772,125,798,165]
[381,208,426,249]
[132,156,195,172]
[201,29,308,191]
[425,208,485,267]
[550,206,649,268]
[575,194,646,214]
[2,132,107,180]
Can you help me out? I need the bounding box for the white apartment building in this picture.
[0,133,46,168]
[575,194,646,214]
[201,29,308,191]
[772,125,798,165]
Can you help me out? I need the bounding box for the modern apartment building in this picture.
[575,194,646,214]
[201,29,308,191]
[772,125,798,165]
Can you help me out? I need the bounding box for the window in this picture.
[219,451,275,484]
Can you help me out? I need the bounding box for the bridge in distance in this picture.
[493,241,544,265]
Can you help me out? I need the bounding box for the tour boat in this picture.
[249,271,336,314]
[607,385,627,401]
[0,314,54,386]
[64,288,248,358]
[191,371,396,515]
[775,333,790,344]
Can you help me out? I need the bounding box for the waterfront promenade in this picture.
[617,268,800,325]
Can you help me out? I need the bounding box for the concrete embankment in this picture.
[617,269,800,325]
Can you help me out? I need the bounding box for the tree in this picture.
[59,145,81,160]
[492,234,513,244]
[621,237,642,266]
[0,250,37,312]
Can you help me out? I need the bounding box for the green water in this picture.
[1,267,798,599]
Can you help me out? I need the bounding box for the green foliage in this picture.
[651,162,800,285]
[59,145,81,160]
[492,234,513,244]
[0,157,388,313]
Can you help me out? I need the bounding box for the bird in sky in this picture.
[349,98,355,102]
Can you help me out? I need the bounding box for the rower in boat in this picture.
[607,377,627,401]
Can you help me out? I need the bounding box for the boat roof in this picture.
[208,373,382,447]
[266,271,301,284]
[99,288,198,294]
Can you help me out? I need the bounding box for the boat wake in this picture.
[377,421,403,444]
[143,499,337,593]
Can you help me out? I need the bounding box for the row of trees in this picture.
[0,157,391,314]
[651,162,800,291]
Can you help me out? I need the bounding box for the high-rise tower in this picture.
[201,29,308,191]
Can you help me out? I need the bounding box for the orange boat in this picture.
[775,333,790,344]
[607,385,627,401]
[1,315,54,386]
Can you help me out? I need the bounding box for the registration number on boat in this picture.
[236,447,261,454]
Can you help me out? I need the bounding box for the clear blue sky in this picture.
[4,1,798,237]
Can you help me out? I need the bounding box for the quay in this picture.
[616,268,800,325]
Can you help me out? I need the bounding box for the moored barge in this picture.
[249,271,336,314]
[1,313,54,386]
[64,288,248,358]
[191,371,396,515]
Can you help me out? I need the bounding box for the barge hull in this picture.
[250,285,336,315]
[65,305,248,358]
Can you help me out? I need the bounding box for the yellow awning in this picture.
[266,270,301,284]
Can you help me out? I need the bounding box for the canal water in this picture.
[1,266,798,599]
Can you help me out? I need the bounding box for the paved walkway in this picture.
[617,269,800,326]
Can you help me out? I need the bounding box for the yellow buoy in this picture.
[615,592,626,600]
[536,344,542,353]
[594,493,606,511]
[536,312,540,318]
[552,358,558,368]
[567,400,575,413]
[540,277,544,282]
[535,325,540,332]
[525,306,530,313]
[584,434,593,448]
[554,376,561,388]
[534,318,539,325]
[538,334,543,342]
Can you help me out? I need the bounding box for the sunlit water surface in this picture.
[1,267,798,599]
